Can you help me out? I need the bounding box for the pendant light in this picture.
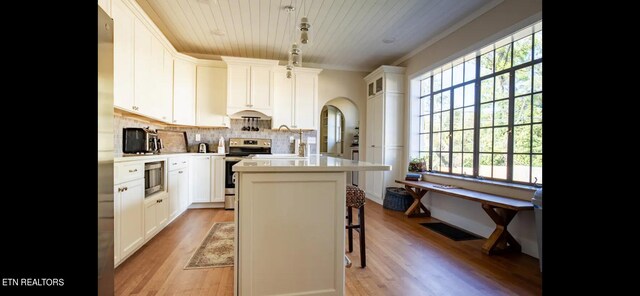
[285,5,295,79]
[300,17,310,44]
[290,43,301,66]
[299,0,310,45]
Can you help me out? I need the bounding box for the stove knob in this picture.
[264,142,270,146]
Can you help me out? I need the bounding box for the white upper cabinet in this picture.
[221,56,278,117]
[173,59,196,126]
[98,0,111,17]
[162,49,174,123]
[293,69,321,130]
[249,65,272,110]
[226,64,250,110]
[112,0,135,112]
[196,65,229,127]
[133,18,151,115]
[271,68,293,128]
[271,67,322,130]
[113,0,172,122]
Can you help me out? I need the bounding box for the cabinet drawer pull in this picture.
[179,171,183,174]
[182,161,187,164]
[172,163,177,165]
[128,169,137,173]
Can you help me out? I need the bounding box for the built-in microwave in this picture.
[144,161,164,197]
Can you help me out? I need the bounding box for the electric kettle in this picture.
[198,143,208,153]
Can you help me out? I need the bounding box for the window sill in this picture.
[420,172,540,192]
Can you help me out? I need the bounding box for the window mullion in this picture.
[473,55,481,177]
[507,68,515,182]
[448,89,454,173]
[429,78,434,171]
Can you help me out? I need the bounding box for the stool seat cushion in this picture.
[346,185,366,208]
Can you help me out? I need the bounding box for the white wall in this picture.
[317,69,368,157]
[325,98,359,157]
[398,0,542,258]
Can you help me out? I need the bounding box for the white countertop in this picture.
[114,152,225,162]
[232,155,391,172]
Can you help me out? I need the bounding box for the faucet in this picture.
[278,124,306,157]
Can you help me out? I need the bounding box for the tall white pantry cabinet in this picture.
[364,66,406,204]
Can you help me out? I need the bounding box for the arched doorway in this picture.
[320,97,359,158]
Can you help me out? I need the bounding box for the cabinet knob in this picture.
[179,171,183,174]
[182,161,187,164]
[123,187,128,191]
[172,163,177,165]
[173,120,177,123]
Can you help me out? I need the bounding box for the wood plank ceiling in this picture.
[136,0,497,71]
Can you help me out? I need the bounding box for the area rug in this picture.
[420,222,482,241]
[184,222,234,269]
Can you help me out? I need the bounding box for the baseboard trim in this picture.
[366,196,383,206]
[188,202,224,209]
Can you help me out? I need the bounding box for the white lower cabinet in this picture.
[211,156,225,202]
[115,153,224,266]
[114,178,144,266]
[169,162,189,219]
[191,156,211,202]
[191,155,225,203]
[144,193,169,240]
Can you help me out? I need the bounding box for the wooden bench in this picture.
[395,179,534,255]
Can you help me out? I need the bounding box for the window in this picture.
[417,21,542,185]
[336,111,342,143]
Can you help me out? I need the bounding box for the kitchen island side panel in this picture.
[237,172,346,296]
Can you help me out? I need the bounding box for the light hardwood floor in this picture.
[115,201,541,295]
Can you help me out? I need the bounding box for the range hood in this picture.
[228,109,271,120]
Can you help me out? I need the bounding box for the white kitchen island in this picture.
[232,155,390,296]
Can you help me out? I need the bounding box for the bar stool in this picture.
[346,185,366,267]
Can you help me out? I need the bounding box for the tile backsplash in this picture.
[114,114,317,156]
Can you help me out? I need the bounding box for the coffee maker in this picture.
[198,143,208,153]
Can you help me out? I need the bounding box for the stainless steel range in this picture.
[224,138,272,209]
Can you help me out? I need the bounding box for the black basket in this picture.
[383,187,413,212]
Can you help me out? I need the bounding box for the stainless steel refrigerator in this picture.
[98,5,114,296]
